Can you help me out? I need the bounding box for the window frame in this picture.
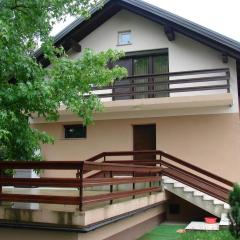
[64,124,87,139]
[117,30,132,46]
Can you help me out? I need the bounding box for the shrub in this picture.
[229,184,240,239]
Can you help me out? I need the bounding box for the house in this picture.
[0,0,240,239]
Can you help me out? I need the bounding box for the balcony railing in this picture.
[93,68,230,101]
[0,161,162,211]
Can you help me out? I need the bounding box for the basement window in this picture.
[118,31,132,45]
[64,124,87,139]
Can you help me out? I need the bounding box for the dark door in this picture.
[133,124,156,161]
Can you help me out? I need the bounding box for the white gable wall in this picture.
[68,10,238,113]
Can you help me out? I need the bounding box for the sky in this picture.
[51,0,240,42]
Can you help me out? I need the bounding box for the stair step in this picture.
[203,195,215,201]
[220,213,231,226]
[213,199,225,205]
[174,182,186,188]
[183,186,195,192]
[224,203,230,210]
[163,178,177,184]
[193,190,205,196]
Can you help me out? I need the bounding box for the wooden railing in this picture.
[85,150,234,202]
[0,161,162,211]
[93,68,230,100]
[0,149,233,210]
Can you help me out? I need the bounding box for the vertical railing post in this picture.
[110,171,113,204]
[103,154,106,178]
[159,170,163,192]
[132,171,135,199]
[149,171,152,195]
[77,162,84,212]
[226,70,230,93]
[159,152,162,167]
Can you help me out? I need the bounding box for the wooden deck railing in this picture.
[85,150,234,202]
[0,161,162,211]
[93,68,230,100]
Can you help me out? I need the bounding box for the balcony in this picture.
[90,68,233,115]
[33,68,233,123]
[94,68,230,100]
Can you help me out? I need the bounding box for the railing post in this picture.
[226,70,230,93]
[110,171,113,204]
[158,171,163,192]
[159,153,162,167]
[149,171,152,195]
[77,162,84,211]
[132,171,135,199]
[103,154,106,178]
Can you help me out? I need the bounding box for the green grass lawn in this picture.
[138,224,186,240]
[138,224,234,240]
[179,230,234,240]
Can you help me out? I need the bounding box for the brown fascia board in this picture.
[35,0,240,66]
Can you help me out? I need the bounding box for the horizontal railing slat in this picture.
[83,162,162,173]
[0,161,84,170]
[94,75,229,91]
[0,178,80,187]
[96,84,229,98]
[84,176,161,187]
[0,193,80,205]
[83,187,161,204]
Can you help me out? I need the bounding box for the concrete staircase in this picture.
[162,176,230,225]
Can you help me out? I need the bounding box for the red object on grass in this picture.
[204,217,217,224]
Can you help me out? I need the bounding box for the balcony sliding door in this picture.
[113,58,132,100]
[152,54,169,98]
[133,57,149,99]
[113,52,169,100]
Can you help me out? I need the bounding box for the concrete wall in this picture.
[68,9,238,114]
[35,113,240,182]
[0,205,165,240]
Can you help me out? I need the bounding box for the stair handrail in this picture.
[85,150,234,188]
[158,150,234,187]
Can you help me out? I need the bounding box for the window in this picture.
[118,31,131,45]
[64,124,87,139]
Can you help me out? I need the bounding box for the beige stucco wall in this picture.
[35,113,240,182]
[68,9,239,114]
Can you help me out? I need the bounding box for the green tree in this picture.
[229,184,240,239]
[0,1,127,162]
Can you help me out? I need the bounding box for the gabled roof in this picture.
[36,0,240,64]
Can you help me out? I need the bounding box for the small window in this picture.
[64,125,87,139]
[118,31,131,45]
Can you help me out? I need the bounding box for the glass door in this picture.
[133,57,149,99]
[113,52,169,100]
[152,54,169,97]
